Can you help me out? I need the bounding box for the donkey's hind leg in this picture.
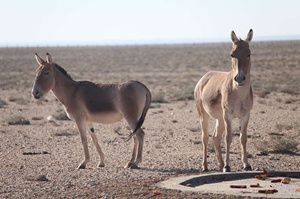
[87,123,105,168]
[121,98,145,169]
[134,128,145,165]
[196,102,209,172]
[123,113,143,169]
[124,132,139,169]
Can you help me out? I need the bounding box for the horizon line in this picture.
[1,35,300,48]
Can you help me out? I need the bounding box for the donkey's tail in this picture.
[127,88,151,141]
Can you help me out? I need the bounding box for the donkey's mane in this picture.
[54,64,73,80]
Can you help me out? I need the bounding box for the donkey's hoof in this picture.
[124,162,139,169]
[124,162,131,169]
[243,165,252,171]
[97,162,105,168]
[202,167,209,172]
[129,164,139,169]
[223,165,231,172]
[77,164,86,169]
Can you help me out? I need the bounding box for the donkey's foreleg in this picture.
[88,123,105,168]
[75,119,90,169]
[223,112,233,172]
[240,113,251,171]
[213,119,225,171]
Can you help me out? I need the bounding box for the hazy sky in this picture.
[1,0,300,46]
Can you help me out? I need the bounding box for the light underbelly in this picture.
[88,112,123,124]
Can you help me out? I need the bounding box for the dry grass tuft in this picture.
[113,126,123,135]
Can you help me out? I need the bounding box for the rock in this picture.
[26,174,49,182]
[36,175,49,182]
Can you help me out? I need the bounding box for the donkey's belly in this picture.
[88,112,123,124]
[203,102,223,119]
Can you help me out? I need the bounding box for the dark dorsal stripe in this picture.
[54,64,73,80]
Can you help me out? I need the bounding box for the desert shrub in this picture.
[270,136,298,154]
[256,91,270,98]
[0,99,7,108]
[255,136,298,154]
[52,110,70,121]
[54,131,76,137]
[8,96,29,105]
[188,127,200,133]
[31,116,43,120]
[275,123,293,131]
[280,87,299,95]
[174,85,194,101]
[151,92,168,103]
[6,116,30,125]
[149,103,161,109]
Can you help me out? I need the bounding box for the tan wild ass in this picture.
[32,53,151,169]
[194,29,254,172]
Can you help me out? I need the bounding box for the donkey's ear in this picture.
[35,53,45,66]
[46,52,53,64]
[245,29,253,42]
[231,31,239,43]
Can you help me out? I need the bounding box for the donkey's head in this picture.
[230,29,253,86]
[32,53,55,99]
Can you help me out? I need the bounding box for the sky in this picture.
[0,0,300,46]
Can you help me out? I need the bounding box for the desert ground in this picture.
[0,41,299,198]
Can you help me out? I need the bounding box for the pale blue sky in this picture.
[1,0,300,46]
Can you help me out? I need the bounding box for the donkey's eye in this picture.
[43,71,49,75]
[247,54,251,58]
[230,54,234,58]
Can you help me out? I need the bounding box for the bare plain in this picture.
[0,41,299,198]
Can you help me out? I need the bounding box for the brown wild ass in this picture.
[194,29,254,172]
[32,53,151,169]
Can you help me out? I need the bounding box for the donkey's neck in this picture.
[51,66,78,105]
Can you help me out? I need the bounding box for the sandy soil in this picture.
[0,42,299,198]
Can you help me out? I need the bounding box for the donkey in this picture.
[194,29,254,172]
[32,53,151,169]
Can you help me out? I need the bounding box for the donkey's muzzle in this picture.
[234,75,246,85]
[32,90,41,99]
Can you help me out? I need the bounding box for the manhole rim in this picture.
[156,170,300,197]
